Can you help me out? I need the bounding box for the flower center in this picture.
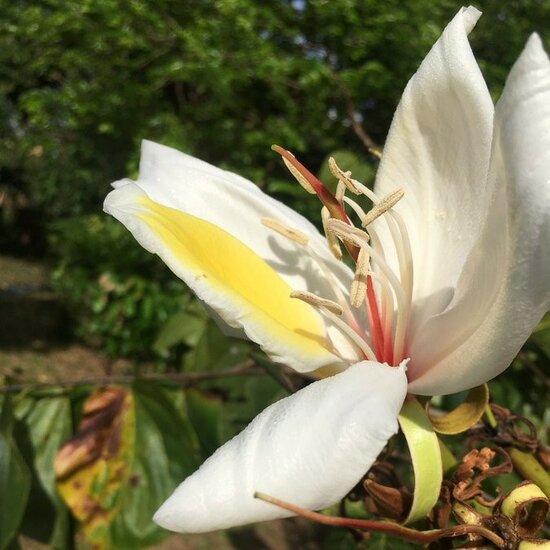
[268,147,414,367]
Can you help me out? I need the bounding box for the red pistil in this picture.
[366,278,387,362]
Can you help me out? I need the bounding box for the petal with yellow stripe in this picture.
[104,182,341,372]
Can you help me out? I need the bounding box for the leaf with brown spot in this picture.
[55,386,135,550]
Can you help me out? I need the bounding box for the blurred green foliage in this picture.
[48,215,191,360]
[1,0,548,220]
[0,0,549,548]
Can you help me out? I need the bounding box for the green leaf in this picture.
[186,389,223,460]
[366,533,415,550]
[153,310,206,356]
[0,398,31,550]
[398,397,442,525]
[109,383,202,549]
[16,396,72,549]
[183,319,250,372]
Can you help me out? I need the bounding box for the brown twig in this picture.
[328,68,379,152]
[0,359,261,394]
[254,492,506,548]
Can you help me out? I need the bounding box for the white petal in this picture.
[104,183,343,372]
[108,141,360,363]
[129,140,353,301]
[373,7,494,329]
[409,34,550,395]
[154,361,407,533]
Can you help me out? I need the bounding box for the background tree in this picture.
[0,1,548,548]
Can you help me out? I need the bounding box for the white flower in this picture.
[104,7,550,534]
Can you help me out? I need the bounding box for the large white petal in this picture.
[127,140,354,301]
[373,7,494,331]
[154,361,407,533]
[409,34,550,395]
[108,141,360,363]
[104,183,345,372]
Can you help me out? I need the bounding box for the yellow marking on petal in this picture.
[137,196,333,361]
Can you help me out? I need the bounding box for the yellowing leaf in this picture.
[55,386,135,550]
[426,384,489,435]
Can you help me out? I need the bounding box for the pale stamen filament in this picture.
[388,209,414,306]
[367,269,395,361]
[386,209,413,361]
[344,180,413,362]
[343,196,386,264]
[342,195,368,222]
[328,219,409,359]
[371,210,411,362]
[348,181,412,292]
[306,244,361,332]
[291,291,376,361]
[335,181,347,203]
[318,306,377,362]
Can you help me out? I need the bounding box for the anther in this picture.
[326,218,369,246]
[361,188,404,228]
[281,157,317,194]
[261,218,309,246]
[328,157,361,195]
[368,147,382,159]
[350,248,370,308]
[321,207,342,260]
[290,290,344,316]
[335,181,346,203]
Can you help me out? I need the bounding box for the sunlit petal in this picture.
[128,140,354,301]
[409,34,550,395]
[104,183,342,372]
[154,361,407,533]
[374,7,494,330]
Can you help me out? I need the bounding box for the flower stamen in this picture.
[291,290,376,360]
[290,290,344,315]
[340,179,413,363]
[328,218,409,362]
[281,157,317,194]
[361,189,405,228]
[350,248,369,308]
[261,217,310,245]
[328,157,362,195]
[274,146,414,365]
[321,207,343,260]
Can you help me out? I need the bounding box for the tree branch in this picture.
[0,359,262,394]
[329,68,380,152]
